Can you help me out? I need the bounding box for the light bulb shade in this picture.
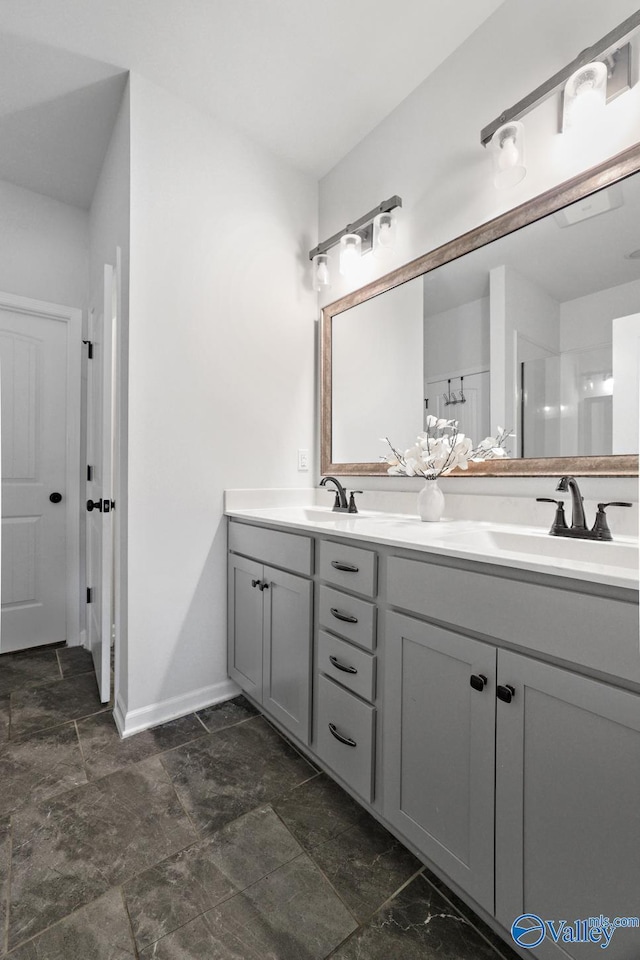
[339,233,362,276]
[492,121,526,188]
[373,211,397,258]
[563,61,607,130]
[312,253,331,291]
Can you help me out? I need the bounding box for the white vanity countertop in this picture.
[225,503,639,591]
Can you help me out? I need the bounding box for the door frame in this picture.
[0,290,82,646]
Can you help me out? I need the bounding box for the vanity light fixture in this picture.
[312,253,331,291]
[309,195,402,286]
[372,210,398,258]
[339,233,362,276]
[481,10,639,182]
[562,61,608,131]
[492,121,526,188]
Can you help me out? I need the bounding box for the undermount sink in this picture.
[296,507,372,523]
[441,526,639,570]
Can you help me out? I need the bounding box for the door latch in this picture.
[87,499,115,513]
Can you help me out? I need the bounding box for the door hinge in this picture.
[86,587,93,603]
[82,340,94,359]
[87,465,93,482]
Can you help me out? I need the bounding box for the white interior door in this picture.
[86,265,115,703]
[0,307,69,652]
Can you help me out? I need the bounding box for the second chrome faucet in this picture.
[537,476,631,541]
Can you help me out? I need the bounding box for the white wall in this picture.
[424,295,490,383]
[555,281,640,457]
[560,278,640,352]
[0,179,88,308]
[318,0,640,503]
[88,81,130,704]
[332,277,423,462]
[122,74,317,731]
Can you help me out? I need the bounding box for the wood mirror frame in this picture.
[321,143,640,477]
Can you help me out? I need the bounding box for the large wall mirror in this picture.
[321,145,640,477]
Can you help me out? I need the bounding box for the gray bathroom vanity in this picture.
[227,505,640,960]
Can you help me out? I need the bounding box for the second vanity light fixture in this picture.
[482,10,640,188]
[309,195,402,290]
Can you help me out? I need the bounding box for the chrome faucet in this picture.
[319,476,349,512]
[536,475,631,541]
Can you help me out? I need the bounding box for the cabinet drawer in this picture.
[228,520,313,576]
[319,585,376,651]
[319,540,377,597]
[316,674,375,802]
[318,630,376,702]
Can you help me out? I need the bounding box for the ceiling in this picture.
[0,0,506,207]
[0,34,128,208]
[422,171,640,311]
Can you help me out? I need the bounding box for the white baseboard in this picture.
[113,692,128,738]
[114,678,242,739]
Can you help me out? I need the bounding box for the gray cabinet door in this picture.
[227,554,264,702]
[262,565,313,744]
[384,612,496,913]
[496,650,640,960]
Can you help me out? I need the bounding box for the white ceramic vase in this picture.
[417,479,445,522]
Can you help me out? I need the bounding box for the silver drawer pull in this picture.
[331,560,359,573]
[329,655,358,675]
[328,722,357,748]
[330,607,358,624]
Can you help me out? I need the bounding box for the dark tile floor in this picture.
[0,644,521,960]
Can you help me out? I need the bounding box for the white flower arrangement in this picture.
[382,417,512,479]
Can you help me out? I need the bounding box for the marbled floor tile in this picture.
[123,805,301,951]
[229,853,358,957]
[329,874,507,960]
[272,773,369,850]
[0,650,60,698]
[204,803,302,889]
[0,723,87,818]
[10,673,105,738]
[8,888,136,960]
[420,868,521,960]
[141,853,357,960]
[122,841,236,952]
[137,915,218,960]
[56,647,94,679]
[310,811,422,923]
[161,716,316,835]
[0,696,9,743]
[1,816,11,956]
[8,757,197,948]
[196,695,258,733]
[76,711,207,780]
